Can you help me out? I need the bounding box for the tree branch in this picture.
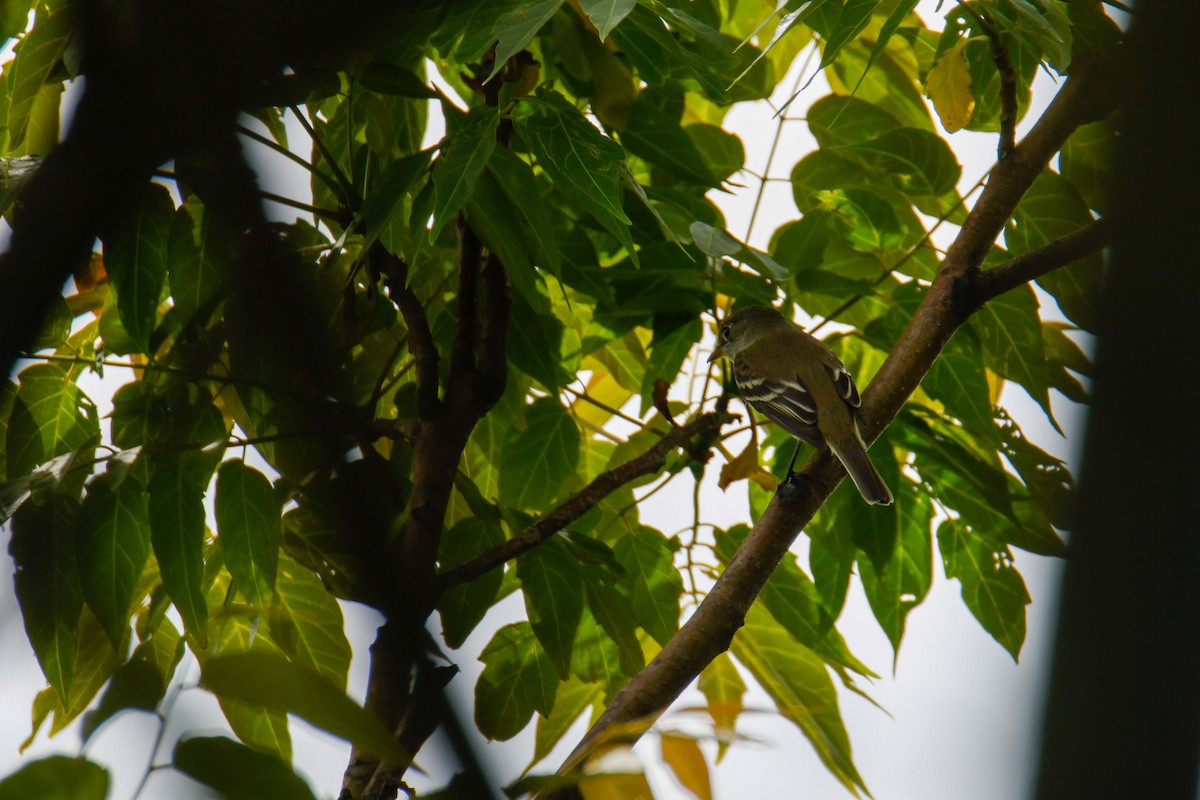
[474,252,511,410]
[548,53,1120,791]
[379,248,442,418]
[435,410,731,596]
[450,216,482,385]
[971,217,1111,304]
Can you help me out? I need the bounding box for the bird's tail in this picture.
[830,436,894,506]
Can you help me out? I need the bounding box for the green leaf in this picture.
[362,150,432,253]
[506,293,572,392]
[82,615,184,742]
[807,95,901,148]
[463,165,538,301]
[44,606,124,738]
[858,483,934,656]
[514,89,636,261]
[613,525,682,645]
[690,221,787,280]
[0,756,107,800]
[1059,118,1112,215]
[431,105,499,240]
[486,146,562,277]
[820,0,881,69]
[685,124,745,184]
[271,556,352,688]
[580,0,635,39]
[640,317,702,413]
[529,677,602,771]
[923,329,996,443]
[202,570,292,759]
[29,295,71,353]
[834,127,961,196]
[937,519,1029,660]
[358,62,439,98]
[517,534,585,679]
[80,659,163,743]
[1009,170,1102,333]
[475,622,559,740]
[971,283,1058,430]
[995,408,1074,535]
[770,213,831,277]
[438,518,506,649]
[6,363,99,484]
[148,461,209,645]
[9,496,83,705]
[621,91,716,186]
[714,525,871,676]
[215,460,281,605]
[731,604,868,797]
[583,576,644,675]
[174,736,317,800]
[490,0,567,82]
[201,651,407,762]
[499,397,580,511]
[168,198,228,327]
[77,473,151,648]
[816,187,906,253]
[103,183,175,353]
[6,4,75,152]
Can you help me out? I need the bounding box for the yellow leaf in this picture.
[661,733,713,800]
[580,745,654,800]
[925,40,975,133]
[698,653,746,763]
[718,441,779,492]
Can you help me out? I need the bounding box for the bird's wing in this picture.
[735,367,825,448]
[826,363,861,407]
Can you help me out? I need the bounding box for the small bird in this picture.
[707,305,893,505]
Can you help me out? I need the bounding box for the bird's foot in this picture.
[776,470,807,502]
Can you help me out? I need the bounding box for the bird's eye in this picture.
[721,325,732,341]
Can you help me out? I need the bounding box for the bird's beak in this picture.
[707,343,724,364]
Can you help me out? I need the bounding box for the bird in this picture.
[707,304,893,505]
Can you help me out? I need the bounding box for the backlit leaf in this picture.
[613,526,682,645]
[938,519,1029,659]
[77,473,150,648]
[9,496,82,705]
[0,756,107,800]
[730,605,868,797]
[517,534,585,678]
[201,651,407,762]
[215,460,280,605]
[500,397,580,511]
[476,622,559,740]
[174,736,317,800]
[431,105,499,240]
[148,461,208,645]
[103,183,175,353]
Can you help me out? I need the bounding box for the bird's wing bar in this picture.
[827,363,861,407]
[736,371,824,447]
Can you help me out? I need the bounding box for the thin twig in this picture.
[235,123,342,195]
[288,103,357,205]
[971,217,1110,304]
[435,411,729,595]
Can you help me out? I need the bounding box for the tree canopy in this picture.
[0,1,1125,799]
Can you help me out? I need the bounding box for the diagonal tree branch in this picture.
[547,53,1120,792]
[435,410,731,597]
[970,217,1111,305]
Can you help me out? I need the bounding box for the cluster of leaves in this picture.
[0,0,1117,798]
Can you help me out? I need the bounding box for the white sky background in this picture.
[0,3,1092,798]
